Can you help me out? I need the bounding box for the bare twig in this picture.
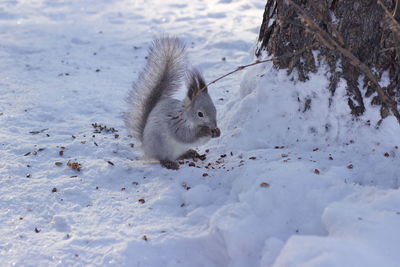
[205,47,309,89]
[181,45,312,115]
[377,0,400,59]
[287,0,400,124]
[393,0,400,20]
[377,0,400,36]
[379,45,400,53]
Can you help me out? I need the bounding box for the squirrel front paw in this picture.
[211,127,221,138]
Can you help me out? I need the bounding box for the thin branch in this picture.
[377,0,400,37]
[379,45,400,53]
[206,47,308,89]
[392,0,400,20]
[287,0,400,124]
[377,0,400,59]
[181,45,312,115]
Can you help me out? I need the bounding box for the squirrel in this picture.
[125,37,221,170]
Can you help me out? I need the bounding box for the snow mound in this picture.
[274,189,400,267]
[222,60,399,151]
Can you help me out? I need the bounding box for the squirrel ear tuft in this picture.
[187,68,207,100]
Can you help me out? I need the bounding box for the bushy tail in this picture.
[125,37,186,141]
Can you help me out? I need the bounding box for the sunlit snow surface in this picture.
[1,0,399,266]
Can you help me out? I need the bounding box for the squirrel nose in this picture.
[211,127,221,138]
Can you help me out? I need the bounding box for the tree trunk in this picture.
[256,0,400,122]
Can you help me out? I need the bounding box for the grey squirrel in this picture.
[125,37,221,170]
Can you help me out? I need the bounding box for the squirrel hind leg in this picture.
[178,149,200,159]
[160,160,180,170]
[178,149,206,161]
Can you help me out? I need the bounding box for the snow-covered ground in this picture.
[1,0,400,266]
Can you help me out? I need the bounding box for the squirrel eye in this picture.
[198,111,204,117]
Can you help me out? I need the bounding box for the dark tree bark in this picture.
[256,0,400,122]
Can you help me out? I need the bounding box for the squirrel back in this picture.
[125,37,186,141]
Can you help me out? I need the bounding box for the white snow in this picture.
[1,0,400,266]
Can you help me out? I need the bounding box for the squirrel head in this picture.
[185,69,220,138]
